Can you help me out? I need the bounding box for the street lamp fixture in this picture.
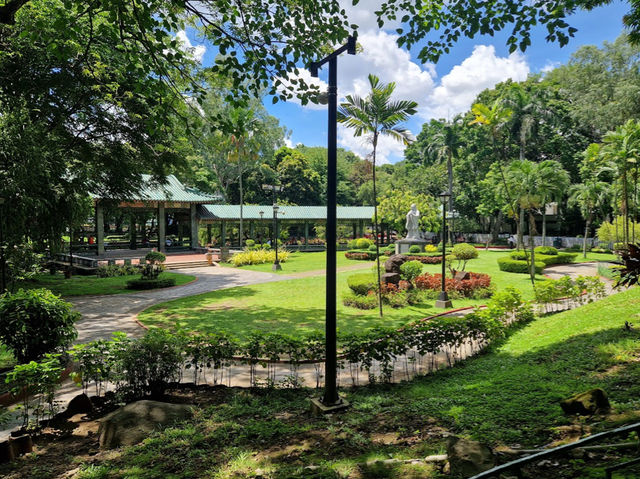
[308,34,357,414]
[262,185,283,271]
[435,191,453,309]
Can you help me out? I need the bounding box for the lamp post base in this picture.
[272,262,282,271]
[435,291,453,309]
[309,397,350,415]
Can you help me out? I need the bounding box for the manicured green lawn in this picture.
[235,250,372,274]
[14,272,196,297]
[69,287,640,479]
[139,250,551,338]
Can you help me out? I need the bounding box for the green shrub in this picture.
[509,251,576,266]
[450,243,478,270]
[400,260,423,283]
[119,329,183,397]
[356,238,373,249]
[126,277,176,290]
[343,292,378,309]
[96,264,141,278]
[497,257,544,274]
[554,252,578,264]
[368,244,378,252]
[0,289,79,363]
[347,239,358,250]
[230,249,290,266]
[408,245,422,254]
[245,239,255,248]
[145,251,166,264]
[347,273,376,296]
[591,247,612,254]
[534,246,558,255]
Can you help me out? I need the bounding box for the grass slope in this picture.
[14,272,196,297]
[68,287,640,479]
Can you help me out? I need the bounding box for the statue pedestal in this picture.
[395,238,429,254]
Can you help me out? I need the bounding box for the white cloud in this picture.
[426,45,529,120]
[337,126,410,165]
[176,30,206,63]
[541,60,560,73]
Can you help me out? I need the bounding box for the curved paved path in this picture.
[72,266,292,343]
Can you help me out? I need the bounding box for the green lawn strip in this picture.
[77,288,640,479]
[14,272,196,297]
[139,251,546,338]
[236,251,372,274]
[0,343,15,371]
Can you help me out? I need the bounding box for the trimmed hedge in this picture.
[342,291,378,309]
[408,245,422,253]
[534,246,558,255]
[126,277,176,290]
[498,257,545,274]
[508,251,577,266]
[404,254,442,264]
[347,273,377,296]
[345,250,383,260]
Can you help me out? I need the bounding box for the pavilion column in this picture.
[129,213,137,250]
[352,222,357,239]
[158,203,166,252]
[358,220,364,237]
[304,221,309,247]
[190,203,198,249]
[249,221,255,240]
[221,221,227,246]
[96,202,105,256]
[206,224,212,245]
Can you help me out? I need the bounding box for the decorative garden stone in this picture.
[447,437,495,476]
[560,388,610,416]
[98,400,194,449]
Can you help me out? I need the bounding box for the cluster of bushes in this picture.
[346,237,374,250]
[534,276,606,313]
[407,244,440,254]
[96,263,141,278]
[344,250,382,261]
[414,272,493,299]
[497,248,577,274]
[591,247,613,254]
[125,251,175,290]
[230,248,290,266]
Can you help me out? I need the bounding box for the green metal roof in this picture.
[93,175,220,203]
[198,205,375,221]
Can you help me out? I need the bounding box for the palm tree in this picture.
[429,116,463,243]
[568,180,610,258]
[469,99,517,247]
[536,160,570,246]
[338,74,418,317]
[600,119,640,246]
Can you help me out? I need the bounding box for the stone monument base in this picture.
[395,238,430,254]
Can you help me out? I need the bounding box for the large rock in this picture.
[560,388,610,416]
[381,272,401,285]
[384,254,408,273]
[98,400,194,449]
[447,437,495,476]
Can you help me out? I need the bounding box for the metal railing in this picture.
[469,421,640,479]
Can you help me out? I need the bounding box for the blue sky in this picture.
[181,0,630,163]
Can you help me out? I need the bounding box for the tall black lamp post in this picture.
[435,191,453,309]
[0,197,6,294]
[308,35,356,414]
[262,184,283,271]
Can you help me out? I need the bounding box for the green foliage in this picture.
[377,189,439,235]
[6,353,64,428]
[347,273,377,296]
[342,291,378,310]
[497,257,545,275]
[125,277,176,290]
[534,246,558,255]
[3,241,44,290]
[534,275,606,313]
[0,288,78,363]
[367,244,378,252]
[96,264,141,278]
[230,249,290,266]
[408,244,422,253]
[145,251,166,264]
[450,243,478,271]
[597,217,640,243]
[245,239,256,248]
[399,260,423,284]
[355,238,373,250]
[119,329,183,397]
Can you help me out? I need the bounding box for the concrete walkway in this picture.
[72,266,291,343]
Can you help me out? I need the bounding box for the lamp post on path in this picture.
[435,191,453,309]
[262,184,283,271]
[308,35,356,414]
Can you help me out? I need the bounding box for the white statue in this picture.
[405,203,421,239]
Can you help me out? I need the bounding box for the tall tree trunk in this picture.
[623,171,629,246]
[541,202,547,247]
[239,171,244,247]
[372,135,383,317]
[528,211,537,285]
[447,154,453,245]
[517,208,525,251]
[583,214,591,259]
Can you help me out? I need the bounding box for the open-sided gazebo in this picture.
[92,175,220,255]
